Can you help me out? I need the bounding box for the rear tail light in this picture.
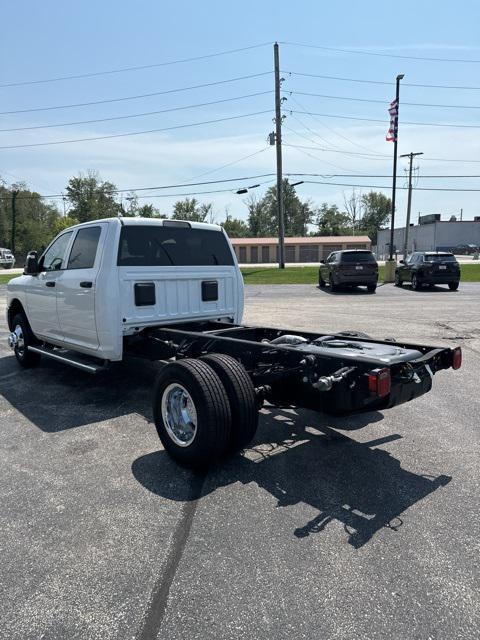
[368,368,391,397]
[452,347,462,370]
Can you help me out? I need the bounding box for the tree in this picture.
[245,195,275,237]
[260,179,313,236]
[136,203,165,218]
[246,180,312,237]
[360,191,391,244]
[66,170,121,222]
[221,217,250,238]
[343,189,363,232]
[52,215,79,235]
[0,180,61,258]
[315,203,350,236]
[172,198,214,222]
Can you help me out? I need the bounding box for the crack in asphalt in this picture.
[136,471,207,640]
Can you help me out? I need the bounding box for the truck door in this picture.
[55,225,104,351]
[25,230,74,341]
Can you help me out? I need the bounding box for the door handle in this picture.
[80,281,93,288]
[45,281,55,287]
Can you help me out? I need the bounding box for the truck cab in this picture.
[7,217,244,362]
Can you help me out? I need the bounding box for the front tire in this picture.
[367,284,376,293]
[448,282,459,291]
[411,274,420,290]
[153,359,231,468]
[200,354,258,452]
[318,273,326,288]
[394,273,402,287]
[11,314,41,368]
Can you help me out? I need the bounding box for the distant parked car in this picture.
[395,252,460,290]
[0,248,15,269]
[451,243,478,255]
[319,250,378,292]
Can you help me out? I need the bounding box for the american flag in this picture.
[386,98,398,142]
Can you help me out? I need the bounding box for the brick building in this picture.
[230,235,371,264]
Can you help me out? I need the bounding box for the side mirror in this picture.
[24,251,40,275]
[399,259,405,264]
[320,259,325,264]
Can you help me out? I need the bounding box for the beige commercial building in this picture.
[231,236,371,264]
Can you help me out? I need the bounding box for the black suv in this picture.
[395,252,460,290]
[319,250,378,292]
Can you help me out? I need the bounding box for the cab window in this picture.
[67,227,101,270]
[41,232,73,271]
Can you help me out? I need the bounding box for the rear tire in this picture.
[448,282,459,291]
[200,353,258,451]
[11,313,41,368]
[153,359,231,469]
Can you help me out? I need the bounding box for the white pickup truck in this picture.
[6,217,462,468]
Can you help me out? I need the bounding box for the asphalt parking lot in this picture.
[0,283,479,640]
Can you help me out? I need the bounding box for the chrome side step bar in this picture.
[28,346,107,374]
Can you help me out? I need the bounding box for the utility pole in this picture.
[274,42,285,269]
[400,151,423,258]
[11,189,19,254]
[385,73,404,281]
[460,208,463,221]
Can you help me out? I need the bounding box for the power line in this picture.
[281,41,480,64]
[181,147,270,182]
[287,94,383,156]
[0,173,277,200]
[0,91,273,132]
[287,90,480,110]
[286,108,480,129]
[0,43,271,88]
[284,141,390,160]
[284,141,480,165]
[304,180,480,192]
[0,110,272,150]
[0,72,272,115]
[283,121,355,172]
[285,71,480,90]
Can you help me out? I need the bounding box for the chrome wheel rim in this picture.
[161,383,198,447]
[13,324,25,357]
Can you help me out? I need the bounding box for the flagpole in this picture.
[387,73,404,268]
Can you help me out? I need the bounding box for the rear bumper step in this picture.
[28,346,108,374]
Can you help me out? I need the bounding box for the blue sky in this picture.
[1,0,480,226]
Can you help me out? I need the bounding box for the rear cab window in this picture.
[117,225,234,267]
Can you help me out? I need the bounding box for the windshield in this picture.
[340,252,376,263]
[424,254,457,263]
[118,226,234,267]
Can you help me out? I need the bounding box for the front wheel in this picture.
[329,274,338,292]
[448,282,459,291]
[367,284,377,293]
[153,359,231,468]
[411,274,420,290]
[318,273,326,288]
[10,314,41,368]
[394,273,402,287]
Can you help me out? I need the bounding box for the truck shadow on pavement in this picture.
[0,355,160,431]
[1,353,451,549]
[132,406,452,550]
